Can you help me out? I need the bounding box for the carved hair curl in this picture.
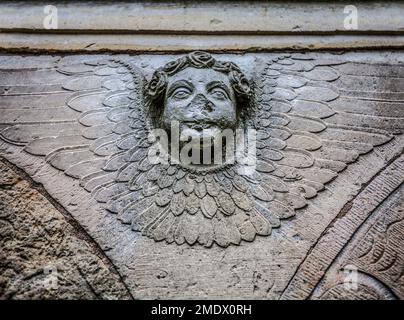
[146,51,251,104]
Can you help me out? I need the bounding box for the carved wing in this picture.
[96,54,404,249]
[0,56,254,249]
[248,53,404,234]
[0,57,150,221]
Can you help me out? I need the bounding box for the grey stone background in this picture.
[0,52,403,299]
[0,1,403,300]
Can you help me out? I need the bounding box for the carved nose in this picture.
[190,94,214,113]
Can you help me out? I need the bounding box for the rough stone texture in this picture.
[0,161,132,299]
[0,52,403,300]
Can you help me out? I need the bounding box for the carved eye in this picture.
[210,88,228,100]
[172,88,192,99]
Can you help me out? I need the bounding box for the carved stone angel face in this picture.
[163,67,237,142]
[147,51,251,157]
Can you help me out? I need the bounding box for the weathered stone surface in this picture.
[311,182,404,300]
[282,154,404,300]
[2,2,403,33]
[0,161,132,299]
[0,52,403,299]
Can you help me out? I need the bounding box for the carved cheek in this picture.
[163,98,189,124]
[214,100,237,126]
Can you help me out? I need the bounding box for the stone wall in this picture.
[0,160,132,299]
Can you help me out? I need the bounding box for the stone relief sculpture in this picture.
[1,51,403,248]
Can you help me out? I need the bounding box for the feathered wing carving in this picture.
[0,57,155,233]
[246,54,404,242]
[1,54,404,248]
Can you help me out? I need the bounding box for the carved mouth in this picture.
[182,121,215,131]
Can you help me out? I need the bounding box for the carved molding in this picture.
[0,1,403,52]
[281,154,404,299]
[311,182,404,300]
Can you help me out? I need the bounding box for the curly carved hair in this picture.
[146,51,251,106]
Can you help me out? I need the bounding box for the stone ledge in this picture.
[1,1,403,33]
[1,33,404,53]
[0,1,403,52]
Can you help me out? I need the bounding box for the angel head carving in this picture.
[146,51,251,147]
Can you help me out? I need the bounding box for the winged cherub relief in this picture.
[0,51,403,247]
